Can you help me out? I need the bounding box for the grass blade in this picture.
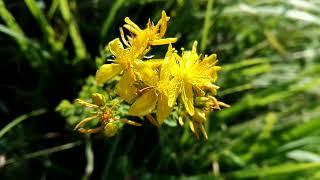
[0,109,47,139]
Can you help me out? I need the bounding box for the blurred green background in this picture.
[1,0,320,179]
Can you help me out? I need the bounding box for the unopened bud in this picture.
[194,97,210,107]
[104,123,118,137]
[92,93,106,107]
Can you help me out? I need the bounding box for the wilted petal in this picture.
[96,64,123,85]
[182,83,194,116]
[128,89,157,116]
[116,69,137,103]
[156,94,172,124]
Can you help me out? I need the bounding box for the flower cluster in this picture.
[75,11,229,139]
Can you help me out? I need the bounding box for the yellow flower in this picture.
[167,41,221,116]
[96,11,177,103]
[96,38,139,103]
[121,10,177,57]
[127,45,175,124]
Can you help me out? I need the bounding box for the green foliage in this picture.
[1,0,320,179]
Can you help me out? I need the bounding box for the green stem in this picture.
[100,0,126,40]
[4,141,81,166]
[201,0,214,51]
[82,135,94,180]
[24,0,62,51]
[0,0,27,50]
[59,0,87,60]
[48,0,60,19]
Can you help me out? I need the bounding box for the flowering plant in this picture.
[72,11,229,139]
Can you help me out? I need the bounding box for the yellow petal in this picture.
[133,59,159,86]
[144,59,163,69]
[123,24,140,35]
[156,94,172,124]
[128,89,157,116]
[202,54,217,67]
[108,38,125,57]
[167,77,182,107]
[182,83,194,116]
[124,17,141,32]
[159,10,168,37]
[116,69,137,103]
[183,50,198,69]
[149,38,177,46]
[96,64,123,85]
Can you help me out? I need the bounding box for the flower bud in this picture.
[91,93,106,107]
[104,123,118,137]
[195,97,210,106]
